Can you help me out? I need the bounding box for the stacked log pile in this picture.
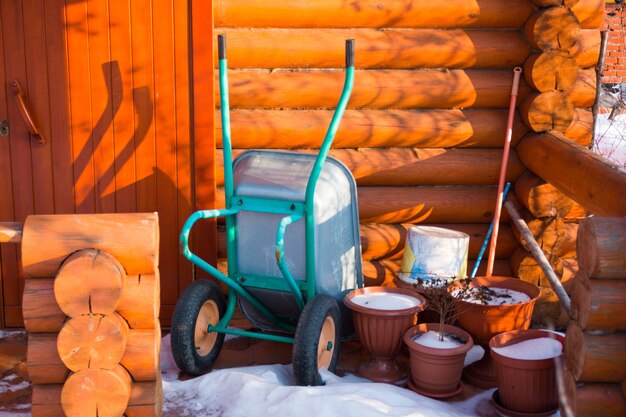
[211,0,604,287]
[561,217,626,417]
[21,214,161,417]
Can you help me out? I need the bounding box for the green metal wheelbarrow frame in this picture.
[179,35,356,346]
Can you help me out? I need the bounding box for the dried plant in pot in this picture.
[403,277,474,398]
[344,287,425,385]
[453,276,540,388]
[489,329,565,417]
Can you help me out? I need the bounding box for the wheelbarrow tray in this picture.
[232,149,363,332]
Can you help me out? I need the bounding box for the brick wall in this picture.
[602,2,626,84]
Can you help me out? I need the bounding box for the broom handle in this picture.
[486,67,522,277]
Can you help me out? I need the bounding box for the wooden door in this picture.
[0,0,215,327]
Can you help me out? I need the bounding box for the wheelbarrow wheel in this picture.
[292,294,341,386]
[171,279,226,376]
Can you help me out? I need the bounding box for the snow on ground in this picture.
[594,113,626,167]
[160,335,500,417]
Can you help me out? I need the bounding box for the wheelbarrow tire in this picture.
[171,279,226,376]
[292,294,342,386]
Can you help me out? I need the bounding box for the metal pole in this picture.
[486,67,523,277]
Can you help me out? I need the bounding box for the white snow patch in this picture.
[594,113,626,166]
[453,287,530,305]
[163,364,496,417]
[351,293,422,310]
[0,330,23,339]
[411,330,464,349]
[492,337,562,361]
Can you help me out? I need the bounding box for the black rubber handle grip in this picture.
[218,34,226,60]
[345,39,355,68]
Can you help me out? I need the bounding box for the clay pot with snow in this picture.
[344,287,425,385]
[490,329,564,416]
[403,323,473,398]
[453,276,540,388]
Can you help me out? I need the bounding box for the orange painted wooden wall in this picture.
[0,0,214,327]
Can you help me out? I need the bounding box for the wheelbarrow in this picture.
[171,35,362,386]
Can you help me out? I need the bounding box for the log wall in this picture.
[213,0,603,286]
[560,217,626,416]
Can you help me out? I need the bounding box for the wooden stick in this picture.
[0,222,22,243]
[504,201,572,317]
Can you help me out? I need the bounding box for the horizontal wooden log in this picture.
[22,213,159,277]
[216,186,514,224]
[570,0,605,29]
[62,365,132,417]
[217,223,518,261]
[524,6,581,51]
[0,222,22,243]
[54,249,126,318]
[569,67,596,108]
[215,257,512,288]
[565,321,626,382]
[22,278,66,332]
[358,186,515,224]
[217,28,530,69]
[514,171,586,218]
[571,270,626,330]
[523,50,579,92]
[222,69,533,109]
[27,333,69,384]
[561,369,626,417]
[32,384,65,417]
[120,327,161,382]
[572,30,601,68]
[516,132,626,217]
[217,148,525,187]
[512,218,579,258]
[531,0,579,6]
[577,217,626,279]
[564,107,593,146]
[57,313,129,372]
[32,381,162,417]
[217,109,530,149]
[214,0,535,29]
[117,274,161,329]
[519,91,575,132]
[125,376,163,417]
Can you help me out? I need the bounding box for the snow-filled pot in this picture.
[453,276,540,388]
[344,287,425,384]
[490,329,565,416]
[403,323,473,398]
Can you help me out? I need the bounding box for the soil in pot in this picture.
[403,323,473,398]
[344,287,425,385]
[490,329,564,415]
[454,276,540,388]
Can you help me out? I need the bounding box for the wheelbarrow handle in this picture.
[346,39,355,68]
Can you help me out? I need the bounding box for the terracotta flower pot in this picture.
[490,329,565,416]
[403,323,473,398]
[344,287,425,384]
[454,276,540,388]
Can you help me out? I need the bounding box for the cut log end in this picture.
[62,366,132,417]
[520,91,575,133]
[524,6,582,51]
[54,249,126,318]
[523,50,579,92]
[577,217,626,279]
[57,313,129,372]
[514,171,586,218]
